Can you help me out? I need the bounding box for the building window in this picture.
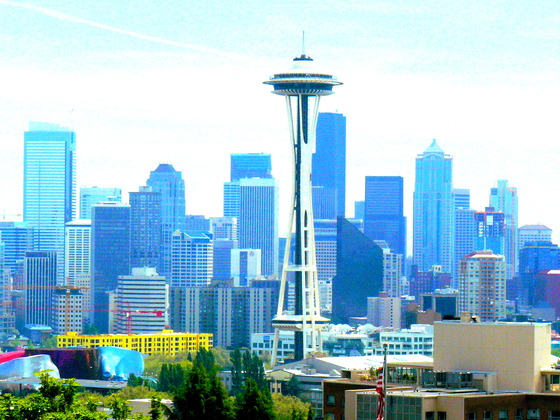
[438,412,447,420]
[549,411,560,420]
[527,409,540,419]
[326,395,335,406]
[426,412,435,420]
[483,411,493,420]
[514,409,523,420]
[467,413,476,420]
[499,411,508,420]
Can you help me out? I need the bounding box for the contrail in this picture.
[0,0,246,61]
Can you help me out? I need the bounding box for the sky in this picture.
[0,0,559,250]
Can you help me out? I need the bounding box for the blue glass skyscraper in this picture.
[312,112,346,218]
[146,164,186,279]
[413,140,454,274]
[130,186,162,271]
[24,122,76,281]
[91,203,131,332]
[364,176,406,259]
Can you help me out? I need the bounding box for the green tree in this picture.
[157,363,189,393]
[230,348,244,396]
[83,324,99,335]
[243,351,268,393]
[195,348,216,374]
[272,394,312,420]
[237,379,275,420]
[284,375,301,398]
[107,395,132,420]
[170,362,210,419]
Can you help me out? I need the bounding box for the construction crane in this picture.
[119,302,165,335]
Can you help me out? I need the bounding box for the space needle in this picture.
[264,50,342,365]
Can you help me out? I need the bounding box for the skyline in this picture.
[1,1,559,248]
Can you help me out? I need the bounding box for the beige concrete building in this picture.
[367,292,401,328]
[434,321,551,393]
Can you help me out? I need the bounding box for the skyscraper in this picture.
[24,251,57,326]
[453,189,476,281]
[238,177,279,277]
[24,122,76,281]
[413,140,454,274]
[146,164,186,279]
[489,180,518,279]
[458,251,506,322]
[364,176,406,258]
[519,241,560,306]
[312,112,346,218]
[475,207,506,255]
[231,249,261,286]
[519,225,553,249]
[333,217,383,324]
[374,240,403,298]
[0,222,34,276]
[230,153,272,181]
[170,230,213,288]
[80,187,122,219]
[91,203,131,333]
[130,186,162,270]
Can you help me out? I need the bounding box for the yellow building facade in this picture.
[57,329,213,355]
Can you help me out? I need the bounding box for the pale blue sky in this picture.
[0,1,559,248]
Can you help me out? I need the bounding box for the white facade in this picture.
[171,230,213,288]
[79,187,122,219]
[230,248,261,287]
[373,324,434,356]
[113,267,168,334]
[459,251,506,322]
[518,224,553,248]
[209,216,238,241]
[367,293,401,329]
[251,331,295,362]
[374,240,403,298]
[489,180,518,279]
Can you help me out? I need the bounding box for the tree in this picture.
[230,348,244,396]
[157,363,189,393]
[236,379,274,420]
[170,362,210,419]
[284,375,301,398]
[206,374,236,420]
[107,395,132,420]
[243,351,268,393]
[272,394,312,420]
[195,348,216,375]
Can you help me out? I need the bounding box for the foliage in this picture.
[83,324,99,335]
[272,394,312,420]
[128,373,156,389]
[230,348,244,396]
[195,348,216,375]
[40,335,58,349]
[157,363,189,394]
[283,375,301,398]
[242,351,268,393]
[106,395,132,420]
[236,379,274,420]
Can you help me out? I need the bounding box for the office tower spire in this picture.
[413,139,454,276]
[264,52,341,364]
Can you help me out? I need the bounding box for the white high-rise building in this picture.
[113,267,167,334]
[24,122,76,282]
[367,292,401,329]
[374,240,403,298]
[518,224,552,248]
[459,251,506,322]
[171,230,213,288]
[209,217,238,241]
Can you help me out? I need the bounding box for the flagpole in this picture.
[383,342,388,414]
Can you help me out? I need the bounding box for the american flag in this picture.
[376,367,385,420]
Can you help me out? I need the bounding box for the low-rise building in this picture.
[57,329,212,355]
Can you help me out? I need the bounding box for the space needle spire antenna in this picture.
[264,46,342,365]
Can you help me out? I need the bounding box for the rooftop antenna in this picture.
[302,30,306,56]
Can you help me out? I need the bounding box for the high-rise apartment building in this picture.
[170,280,279,348]
[374,240,403,298]
[146,164,186,279]
[238,178,279,277]
[413,140,454,274]
[170,230,213,288]
[130,186,161,270]
[113,268,167,334]
[367,292,401,328]
[24,122,76,281]
[91,203,131,333]
[79,187,122,219]
[312,112,346,218]
[333,218,383,324]
[458,251,506,322]
[24,251,57,326]
[212,239,237,280]
[490,180,518,279]
[364,176,406,258]
[230,153,272,181]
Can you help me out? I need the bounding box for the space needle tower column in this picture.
[264,53,341,365]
